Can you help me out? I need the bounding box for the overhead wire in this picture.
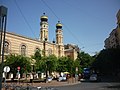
[40,0,84,46]
[14,0,37,39]
[40,0,103,49]
[13,0,103,53]
[61,0,104,47]
[41,0,60,20]
[40,0,105,54]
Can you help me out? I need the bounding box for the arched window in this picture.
[21,45,26,56]
[4,41,9,53]
[36,48,40,51]
[48,48,52,55]
[35,48,41,53]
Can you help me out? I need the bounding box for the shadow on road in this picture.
[106,85,120,89]
[80,75,120,83]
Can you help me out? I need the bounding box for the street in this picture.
[55,82,120,90]
[2,80,120,90]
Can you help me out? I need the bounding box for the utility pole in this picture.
[0,6,7,90]
[43,38,48,83]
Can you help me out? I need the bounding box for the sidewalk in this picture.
[4,78,80,87]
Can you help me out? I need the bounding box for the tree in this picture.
[56,56,78,75]
[35,56,46,73]
[34,54,58,74]
[74,59,81,74]
[4,54,31,78]
[31,49,42,72]
[56,56,68,73]
[92,48,120,75]
[31,49,41,61]
[77,52,94,69]
[66,57,74,74]
[46,55,57,73]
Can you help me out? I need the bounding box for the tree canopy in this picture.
[92,48,120,75]
[77,51,95,70]
[4,54,31,78]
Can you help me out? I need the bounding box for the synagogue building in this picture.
[4,13,79,60]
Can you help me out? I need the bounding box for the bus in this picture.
[83,68,90,79]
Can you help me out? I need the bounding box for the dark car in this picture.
[89,74,97,81]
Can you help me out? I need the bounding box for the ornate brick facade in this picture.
[3,14,78,60]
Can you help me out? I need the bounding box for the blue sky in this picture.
[1,0,120,55]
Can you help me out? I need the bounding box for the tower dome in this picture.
[40,13,48,21]
[56,21,62,29]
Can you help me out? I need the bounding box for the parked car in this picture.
[47,76,53,82]
[89,74,97,81]
[58,75,67,81]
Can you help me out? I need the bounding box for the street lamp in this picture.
[0,6,7,90]
[43,38,47,56]
[43,38,48,82]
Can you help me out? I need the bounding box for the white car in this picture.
[58,75,67,81]
[89,74,97,81]
[47,76,53,82]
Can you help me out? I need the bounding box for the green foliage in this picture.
[77,51,94,69]
[92,48,120,74]
[32,49,41,61]
[56,56,73,73]
[74,59,81,74]
[56,56,80,74]
[66,57,74,74]
[4,54,31,78]
[46,54,57,72]
[35,54,58,74]
[56,56,67,72]
[35,56,47,72]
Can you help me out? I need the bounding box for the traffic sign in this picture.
[17,66,20,70]
[4,66,10,72]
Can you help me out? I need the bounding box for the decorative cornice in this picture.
[6,31,56,45]
[6,31,40,42]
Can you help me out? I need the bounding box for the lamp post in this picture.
[43,38,48,82]
[31,64,34,78]
[0,6,7,90]
[30,63,35,84]
[43,38,47,56]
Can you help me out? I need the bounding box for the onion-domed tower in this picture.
[56,21,63,45]
[40,13,49,41]
[56,21,64,57]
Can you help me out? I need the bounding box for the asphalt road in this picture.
[2,81,120,90]
[55,82,120,90]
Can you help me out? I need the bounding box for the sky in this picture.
[0,0,120,55]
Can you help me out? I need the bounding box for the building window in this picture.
[35,48,41,53]
[4,41,9,53]
[67,55,70,58]
[21,45,26,56]
[48,48,52,55]
[35,48,40,51]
